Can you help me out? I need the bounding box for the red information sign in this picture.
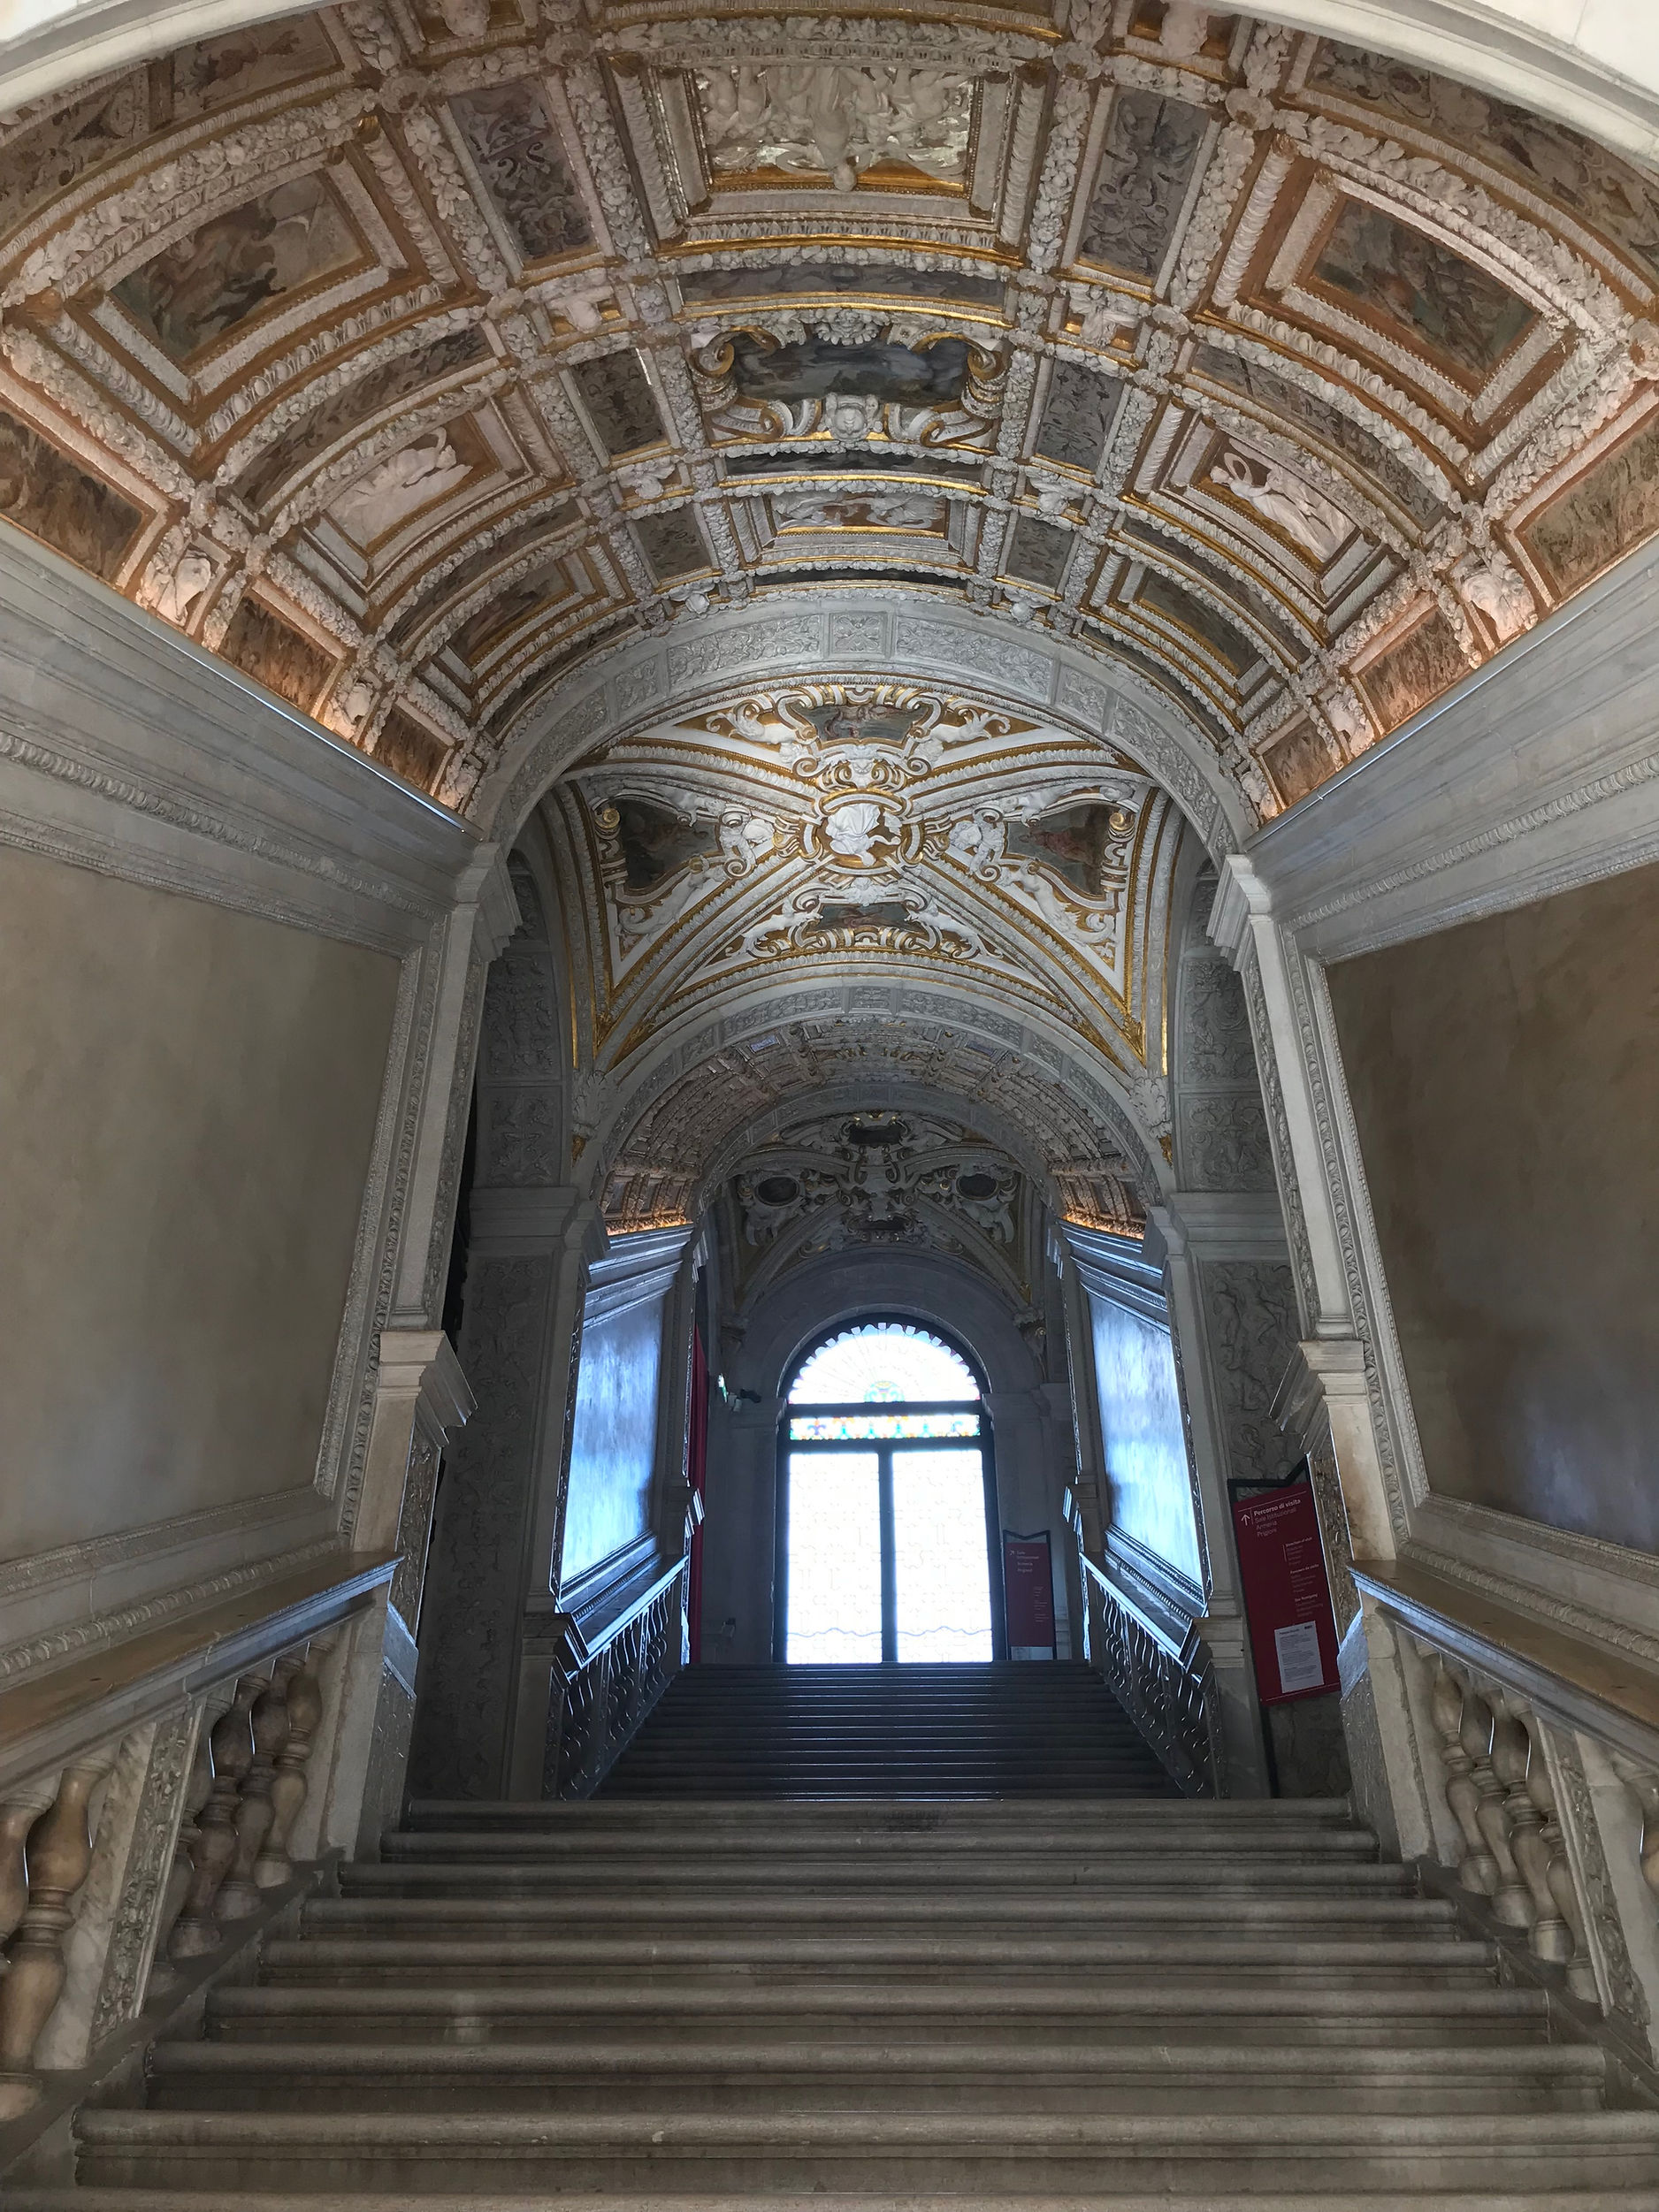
[1230,1476,1339,1705]
[1003,1529,1056,1659]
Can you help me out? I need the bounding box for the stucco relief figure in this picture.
[1210,448,1352,564]
[696,65,972,195]
[1451,550,1537,642]
[150,545,216,627]
[331,435,472,544]
[824,798,903,868]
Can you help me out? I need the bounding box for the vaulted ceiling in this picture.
[4,0,1659,831]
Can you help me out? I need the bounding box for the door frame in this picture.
[771,1400,1008,1664]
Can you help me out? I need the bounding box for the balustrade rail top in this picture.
[1081,1551,1206,1666]
[1354,1556,1659,1769]
[0,1550,394,1793]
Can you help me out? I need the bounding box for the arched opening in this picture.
[774,1318,1001,1667]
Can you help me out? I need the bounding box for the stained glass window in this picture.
[789,1322,980,1404]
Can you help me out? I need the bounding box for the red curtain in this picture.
[686,1327,708,1662]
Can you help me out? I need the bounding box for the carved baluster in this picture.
[256,1652,322,1888]
[154,1727,215,1983]
[1529,1749,1600,2002]
[1483,1697,1536,1929]
[0,1756,111,2119]
[171,1683,257,1956]
[1456,1674,1507,1898]
[1610,1756,1659,1904]
[218,1672,287,1919]
[1429,1659,1495,1891]
[1505,1703,1574,1964]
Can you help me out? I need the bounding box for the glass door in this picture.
[778,1322,999,1664]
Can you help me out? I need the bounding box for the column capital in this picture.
[1209,853,1272,965]
[372,1327,473,1440]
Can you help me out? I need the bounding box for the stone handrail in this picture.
[0,1551,393,2125]
[541,1550,686,1800]
[1078,1551,1227,1798]
[1355,1559,1659,2071]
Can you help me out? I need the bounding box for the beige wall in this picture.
[0,843,399,1560]
[1326,860,1659,1552]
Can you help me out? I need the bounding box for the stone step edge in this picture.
[76,2109,1659,2149]
[146,2037,1604,2078]
[17,2193,1659,2212]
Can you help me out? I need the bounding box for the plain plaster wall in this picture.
[1086,1290,1204,1589]
[1327,859,1659,1552]
[0,841,399,1560]
[561,1292,665,1583]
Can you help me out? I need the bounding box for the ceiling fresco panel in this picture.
[0,0,1657,816]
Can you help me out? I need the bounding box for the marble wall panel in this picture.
[1326,857,1659,1551]
[561,1292,665,1583]
[1087,1287,1203,1588]
[0,839,399,1555]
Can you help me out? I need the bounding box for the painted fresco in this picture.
[0,74,150,243]
[634,507,708,578]
[1005,803,1128,896]
[1035,359,1120,474]
[451,81,593,263]
[171,19,338,120]
[113,172,359,362]
[1524,410,1659,598]
[605,797,720,891]
[1136,570,1254,674]
[1078,89,1209,281]
[1258,714,1336,810]
[453,558,568,661]
[1308,42,1659,285]
[1313,200,1535,380]
[773,491,949,532]
[238,325,489,505]
[218,594,337,709]
[1005,514,1071,589]
[680,263,1005,305]
[373,708,451,791]
[1356,607,1471,734]
[392,500,577,645]
[0,410,142,580]
[571,350,664,454]
[730,333,968,407]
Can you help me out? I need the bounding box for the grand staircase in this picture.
[601,1661,1176,1796]
[12,1667,1659,2208]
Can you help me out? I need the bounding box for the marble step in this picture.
[19,2192,1659,2212]
[67,2104,1659,2194]
[205,1979,1549,2046]
[141,2036,1609,2117]
[380,1831,1385,1866]
[340,1856,1417,1896]
[399,1797,1359,1828]
[302,1894,1457,1937]
[253,1930,1495,1985]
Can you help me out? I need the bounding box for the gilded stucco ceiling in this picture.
[3,0,1659,827]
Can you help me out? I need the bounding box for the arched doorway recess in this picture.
[775,1318,1003,1667]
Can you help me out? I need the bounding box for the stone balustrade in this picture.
[544,1562,684,1800]
[1076,1551,1227,1798]
[1353,1566,1659,2069]
[0,1636,333,2123]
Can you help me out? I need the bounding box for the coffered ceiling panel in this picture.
[2,0,1657,828]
